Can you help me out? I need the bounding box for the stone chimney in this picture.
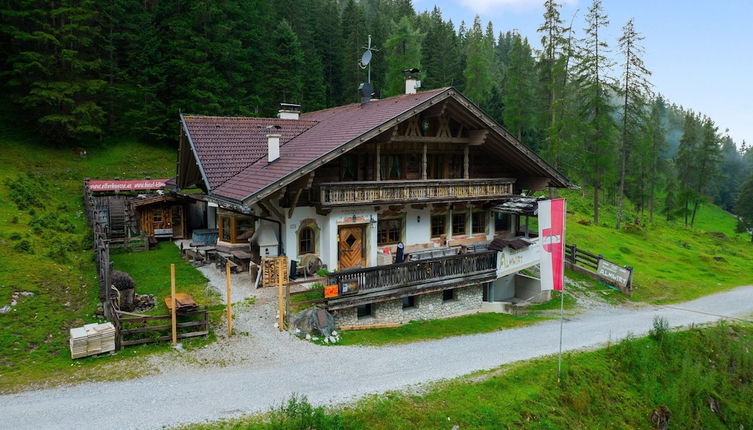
[278,103,300,120]
[267,134,281,163]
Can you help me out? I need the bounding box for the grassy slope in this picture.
[188,322,753,429]
[563,189,753,303]
[0,128,179,390]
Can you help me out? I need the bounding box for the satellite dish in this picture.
[359,50,372,69]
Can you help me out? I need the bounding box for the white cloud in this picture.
[459,0,577,14]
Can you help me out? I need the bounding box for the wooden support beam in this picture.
[421,143,427,180]
[375,143,381,181]
[463,145,469,179]
[468,129,488,146]
[288,188,303,218]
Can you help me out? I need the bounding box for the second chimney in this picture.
[278,103,300,120]
[267,133,281,163]
[405,76,421,95]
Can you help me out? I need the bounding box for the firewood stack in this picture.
[69,322,116,359]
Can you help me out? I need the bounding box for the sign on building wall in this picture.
[597,260,631,289]
[87,179,168,192]
[539,199,566,291]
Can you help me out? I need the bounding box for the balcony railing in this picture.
[326,250,497,309]
[318,178,514,207]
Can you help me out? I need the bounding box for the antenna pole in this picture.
[367,34,372,84]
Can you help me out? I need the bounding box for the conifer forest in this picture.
[1,0,752,229]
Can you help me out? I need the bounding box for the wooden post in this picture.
[463,145,469,179]
[375,143,381,181]
[421,143,427,180]
[277,257,287,331]
[170,264,177,347]
[226,262,232,337]
[284,283,290,328]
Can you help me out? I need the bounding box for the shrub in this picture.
[267,395,344,430]
[4,172,48,210]
[29,213,75,234]
[13,239,34,254]
[649,316,670,342]
[9,232,22,241]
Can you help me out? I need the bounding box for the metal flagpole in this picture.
[557,287,564,382]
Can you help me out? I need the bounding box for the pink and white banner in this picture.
[539,198,566,291]
[87,179,168,192]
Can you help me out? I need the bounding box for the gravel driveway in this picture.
[3,285,752,430]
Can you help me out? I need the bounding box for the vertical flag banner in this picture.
[538,198,566,291]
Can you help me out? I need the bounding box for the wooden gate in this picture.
[338,225,366,269]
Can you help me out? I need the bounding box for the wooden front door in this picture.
[338,225,366,269]
[171,205,185,239]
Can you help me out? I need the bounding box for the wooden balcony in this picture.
[318,178,515,207]
[326,250,498,310]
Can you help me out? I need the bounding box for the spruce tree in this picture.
[734,172,753,242]
[383,16,424,96]
[420,7,461,89]
[573,0,617,224]
[463,16,496,107]
[616,18,652,229]
[501,33,536,145]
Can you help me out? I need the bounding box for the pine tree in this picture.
[463,16,496,106]
[267,20,305,106]
[734,172,753,242]
[420,7,461,89]
[383,16,424,96]
[616,18,652,229]
[573,0,617,224]
[501,33,536,146]
[340,0,368,102]
[1,0,106,144]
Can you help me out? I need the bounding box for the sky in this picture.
[415,0,753,148]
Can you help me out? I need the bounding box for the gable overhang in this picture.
[236,88,570,206]
[239,89,457,206]
[178,114,212,193]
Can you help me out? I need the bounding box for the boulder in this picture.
[291,308,336,339]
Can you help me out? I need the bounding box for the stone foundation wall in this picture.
[333,284,484,328]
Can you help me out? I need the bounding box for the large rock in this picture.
[291,308,335,338]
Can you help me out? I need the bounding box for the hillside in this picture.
[0,131,751,390]
[0,128,176,388]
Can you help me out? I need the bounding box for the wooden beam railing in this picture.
[318,178,515,206]
[565,244,634,294]
[327,250,497,297]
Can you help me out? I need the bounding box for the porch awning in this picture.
[491,196,541,217]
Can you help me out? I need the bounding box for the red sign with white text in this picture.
[87,179,168,192]
[539,199,566,291]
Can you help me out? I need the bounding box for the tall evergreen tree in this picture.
[266,20,305,106]
[340,0,368,102]
[420,7,461,89]
[1,0,106,144]
[501,33,537,146]
[383,16,424,96]
[734,171,753,242]
[573,0,617,224]
[463,16,496,107]
[615,18,652,229]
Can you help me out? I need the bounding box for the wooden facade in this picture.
[132,197,187,239]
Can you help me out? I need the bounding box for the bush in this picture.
[649,316,670,342]
[267,395,344,430]
[9,232,22,241]
[29,212,75,234]
[13,239,34,254]
[4,172,48,210]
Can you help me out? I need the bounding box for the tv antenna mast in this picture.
[359,34,379,84]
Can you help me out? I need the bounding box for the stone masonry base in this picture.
[333,284,484,328]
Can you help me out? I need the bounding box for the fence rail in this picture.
[328,250,497,296]
[83,181,113,308]
[565,244,633,294]
[115,307,209,347]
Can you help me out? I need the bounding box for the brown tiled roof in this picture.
[211,88,449,202]
[181,116,318,190]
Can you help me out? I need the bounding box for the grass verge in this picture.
[336,312,548,346]
[184,321,753,429]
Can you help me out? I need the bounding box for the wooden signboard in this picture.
[597,259,631,289]
[324,284,339,298]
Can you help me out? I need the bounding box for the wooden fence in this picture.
[114,307,209,347]
[565,244,633,294]
[328,250,497,295]
[84,181,114,310]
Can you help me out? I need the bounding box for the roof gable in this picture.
[179,87,570,206]
[181,115,317,190]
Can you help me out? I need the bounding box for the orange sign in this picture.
[324,284,339,298]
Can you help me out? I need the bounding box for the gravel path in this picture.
[3,285,753,430]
